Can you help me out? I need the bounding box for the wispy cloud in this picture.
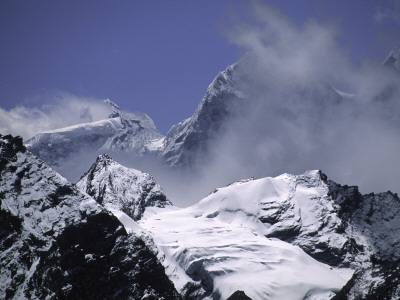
[0,92,111,139]
[375,0,400,23]
[193,1,400,196]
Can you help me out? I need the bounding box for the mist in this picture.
[192,2,400,197]
[3,2,399,208]
[0,92,112,139]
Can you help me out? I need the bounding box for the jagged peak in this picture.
[76,153,172,220]
[104,98,121,110]
[388,47,400,56]
[302,169,328,181]
[95,153,114,164]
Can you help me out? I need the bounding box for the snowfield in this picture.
[73,154,400,299]
[137,172,354,299]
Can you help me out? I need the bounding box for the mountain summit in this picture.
[77,154,171,221]
[138,170,400,299]
[2,133,400,299]
[0,134,180,299]
[25,100,163,181]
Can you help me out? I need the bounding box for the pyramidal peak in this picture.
[76,154,172,221]
[104,98,121,110]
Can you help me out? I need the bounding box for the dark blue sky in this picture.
[1,0,399,133]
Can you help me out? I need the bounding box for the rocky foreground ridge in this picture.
[0,134,180,300]
[3,134,400,299]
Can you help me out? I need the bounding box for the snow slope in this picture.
[136,170,400,299]
[73,153,400,299]
[25,99,163,180]
[6,129,400,299]
[139,171,355,300]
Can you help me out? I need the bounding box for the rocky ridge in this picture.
[76,154,171,221]
[156,64,245,167]
[136,170,400,299]
[0,134,180,300]
[2,132,400,299]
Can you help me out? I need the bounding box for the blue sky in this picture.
[1,0,399,135]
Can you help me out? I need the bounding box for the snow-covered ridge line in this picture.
[76,154,171,221]
[137,169,400,299]
[33,117,122,135]
[0,134,181,299]
[139,170,355,299]
[24,100,164,180]
[75,153,204,297]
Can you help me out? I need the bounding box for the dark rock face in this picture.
[332,260,400,300]
[227,290,252,300]
[160,64,245,167]
[0,134,180,300]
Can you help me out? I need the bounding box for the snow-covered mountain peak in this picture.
[139,170,355,299]
[204,63,242,99]
[0,134,181,299]
[91,153,113,166]
[103,98,158,130]
[25,101,163,180]
[77,154,172,220]
[137,169,400,299]
[160,63,245,166]
[104,98,121,110]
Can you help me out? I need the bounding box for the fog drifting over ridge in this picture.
[149,2,400,206]
[0,93,112,139]
[194,2,400,197]
[1,2,399,207]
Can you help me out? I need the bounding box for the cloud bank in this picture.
[0,92,111,139]
[193,2,400,196]
[1,2,399,206]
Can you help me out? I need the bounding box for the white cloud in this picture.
[0,92,111,139]
[194,1,400,195]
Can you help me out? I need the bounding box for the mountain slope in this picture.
[76,154,172,221]
[0,134,180,299]
[138,171,354,300]
[25,100,163,180]
[136,170,400,300]
[156,64,245,167]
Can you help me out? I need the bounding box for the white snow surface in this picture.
[76,154,171,220]
[0,139,108,298]
[0,149,102,241]
[75,155,197,292]
[25,100,163,179]
[25,117,123,148]
[139,170,353,300]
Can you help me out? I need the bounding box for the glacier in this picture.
[5,47,400,299]
[73,154,400,299]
